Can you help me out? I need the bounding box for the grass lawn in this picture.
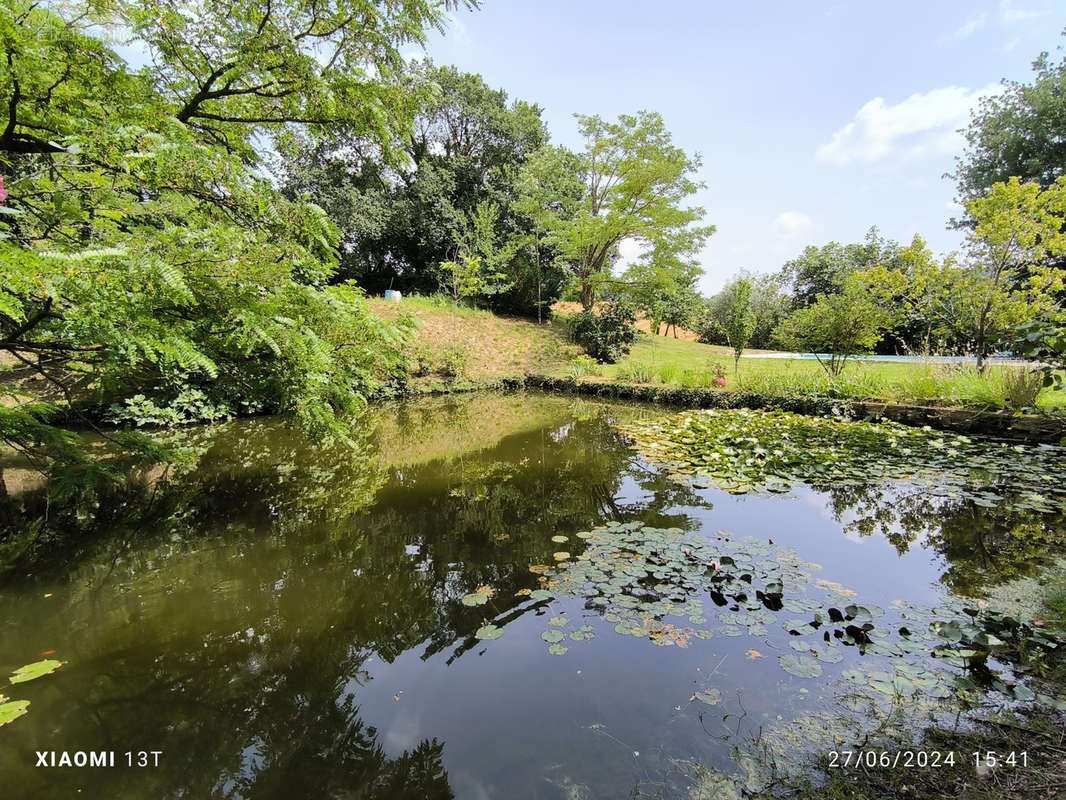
[591,333,1065,412]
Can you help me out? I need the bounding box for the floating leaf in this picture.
[551,535,569,543]
[475,625,503,640]
[0,700,29,727]
[9,660,61,685]
[553,552,570,561]
[746,649,764,659]
[778,653,822,679]
[548,644,568,656]
[460,592,489,607]
[548,617,568,627]
[541,629,565,643]
[691,688,723,705]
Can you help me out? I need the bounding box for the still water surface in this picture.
[0,393,1060,798]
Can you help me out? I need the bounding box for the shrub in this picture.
[1003,366,1044,412]
[568,302,638,363]
[617,362,653,382]
[438,343,469,378]
[567,354,599,379]
[711,363,728,388]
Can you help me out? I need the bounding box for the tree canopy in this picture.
[552,111,714,311]
[1,0,470,491]
[954,45,1066,204]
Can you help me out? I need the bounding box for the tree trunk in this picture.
[579,279,594,312]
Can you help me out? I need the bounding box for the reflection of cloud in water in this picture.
[385,708,423,751]
[549,423,572,443]
[614,475,654,506]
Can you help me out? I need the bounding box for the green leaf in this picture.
[9,660,62,685]
[0,700,30,728]
[778,653,822,679]
[475,625,503,641]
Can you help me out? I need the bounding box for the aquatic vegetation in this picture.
[518,520,1066,712]
[0,658,63,728]
[621,408,1066,513]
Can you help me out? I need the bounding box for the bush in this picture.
[438,343,469,378]
[1003,366,1044,412]
[617,362,653,382]
[568,302,638,363]
[566,354,599,379]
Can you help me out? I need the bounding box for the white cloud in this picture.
[952,12,987,39]
[815,84,1002,167]
[1004,36,1021,52]
[1000,0,1041,23]
[771,211,813,238]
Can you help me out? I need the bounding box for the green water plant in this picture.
[620,408,1066,514]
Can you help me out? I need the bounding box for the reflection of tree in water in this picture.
[2,399,702,798]
[823,482,1066,596]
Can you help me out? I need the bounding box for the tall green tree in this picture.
[1,0,470,492]
[954,45,1066,204]
[511,145,584,322]
[778,227,902,309]
[722,277,755,373]
[620,245,703,336]
[281,59,549,312]
[957,177,1066,371]
[552,111,714,310]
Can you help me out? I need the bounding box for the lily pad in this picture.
[9,660,61,685]
[460,592,489,607]
[778,653,822,679]
[541,629,565,643]
[547,644,568,655]
[691,688,723,705]
[551,535,569,543]
[0,699,29,727]
[475,625,503,641]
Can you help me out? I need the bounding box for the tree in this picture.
[954,45,1066,205]
[552,111,714,311]
[778,227,902,309]
[856,235,967,355]
[958,177,1066,371]
[723,277,755,373]
[700,274,787,350]
[620,246,704,336]
[438,201,511,304]
[280,59,550,312]
[512,145,584,322]
[1,0,470,492]
[774,276,891,376]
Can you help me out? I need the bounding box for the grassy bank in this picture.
[369,296,579,389]
[383,298,1063,414]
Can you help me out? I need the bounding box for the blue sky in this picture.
[415,0,1065,293]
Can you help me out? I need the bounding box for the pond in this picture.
[1,392,1065,799]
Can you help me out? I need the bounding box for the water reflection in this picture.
[1,393,1064,799]
[824,483,1066,596]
